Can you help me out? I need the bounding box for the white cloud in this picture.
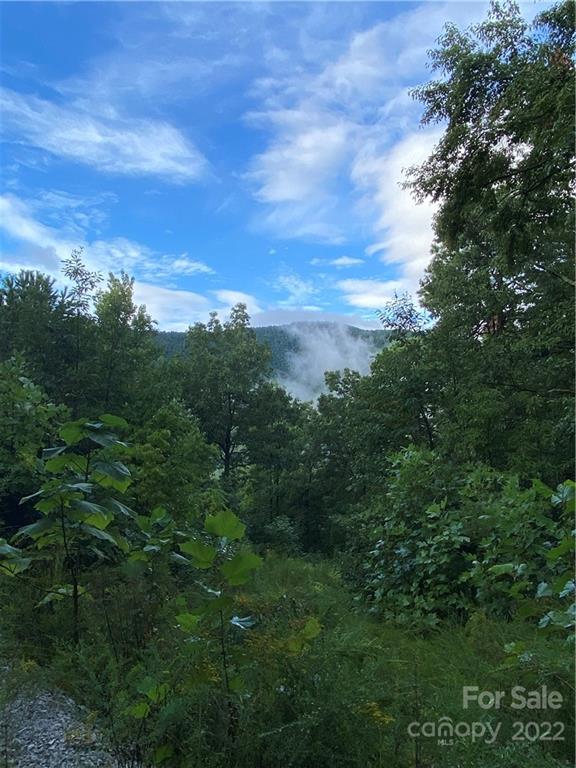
[247,115,352,204]
[330,256,364,268]
[1,87,207,183]
[0,194,214,289]
[245,0,489,276]
[134,282,210,331]
[169,256,213,275]
[352,128,442,296]
[275,272,318,307]
[337,278,405,309]
[212,290,263,317]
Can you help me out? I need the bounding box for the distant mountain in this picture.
[156,323,389,377]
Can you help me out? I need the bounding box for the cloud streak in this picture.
[1,87,207,183]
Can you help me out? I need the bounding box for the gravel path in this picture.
[1,689,120,768]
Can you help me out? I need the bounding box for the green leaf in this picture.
[88,431,127,448]
[99,413,129,430]
[151,506,169,525]
[547,536,575,562]
[45,454,84,473]
[59,421,88,446]
[220,551,262,585]
[286,636,304,653]
[176,612,201,633]
[108,499,135,518]
[301,617,322,640]
[80,525,118,545]
[15,518,56,541]
[488,563,516,577]
[19,490,44,505]
[179,540,217,569]
[91,461,132,491]
[37,584,87,606]
[125,701,149,719]
[169,552,191,566]
[0,557,32,576]
[73,501,114,530]
[137,677,169,703]
[0,538,23,557]
[205,509,245,540]
[42,446,67,460]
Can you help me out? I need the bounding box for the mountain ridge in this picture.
[156,322,389,377]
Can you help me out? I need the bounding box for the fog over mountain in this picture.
[156,322,389,402]
[274,323,384,401]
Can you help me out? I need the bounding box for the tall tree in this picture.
[406,0,574,481]
[182,305,271,479]
[93,272,157,415]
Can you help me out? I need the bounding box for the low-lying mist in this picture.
[276,323,380,402]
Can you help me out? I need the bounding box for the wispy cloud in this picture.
[1,87,207,183]
[212,289,263,317]
[134,282,211,331]
[337,278,405,310]
[311,255,364,268]
[245,1,489,288]
[0,194,213,284]
[275,271,318,308]
[351,129,442,296]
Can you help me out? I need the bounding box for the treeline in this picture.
[0,3,574,767]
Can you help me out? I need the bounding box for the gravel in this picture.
[1,689,120,768]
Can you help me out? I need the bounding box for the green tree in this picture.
[405,0,574,482]
[93,272,157,414]
[0,271,75,397]
[0,359,66,533]
[130,400,216,522]
[182,305,271,479]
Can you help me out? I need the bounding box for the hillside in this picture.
[157,322,390,376]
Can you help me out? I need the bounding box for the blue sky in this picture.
[0,1,548,329]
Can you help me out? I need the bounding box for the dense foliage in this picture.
[0,3,573,767]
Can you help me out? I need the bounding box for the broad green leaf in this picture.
[205,509,245,540]
[80,525,118,545]
[73,501,114,530]
[125,701,149,719]
[88,431,127,448]
[45,454,84,473]
[0,557,32,576]
[137,677,169,703]
[42,446,67,460]
[176,612,201,632]
[0,538,22,557]
[91,461,132,491]
[220,551,262,586]
[301,617,322,640]
[19,490,44,505]
[179,540,216,569]
[60,421,88,446]
[15,517,56,541]
[169,552,191,566]
[151,506,169,525]
[99,413,129,430]
[286,636,304,653]
[37,584,86,606]
[108,499,135,518]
